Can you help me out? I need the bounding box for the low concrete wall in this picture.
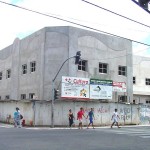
[139,105,150,125]
[0,100,34,125]
[54,101,140,126]
[0,100,145,126]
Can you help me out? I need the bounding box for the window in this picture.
[22,64,27,74]
[146,100,150,104]
[99,63,108,74]
[145,78,150,85]
[0,72,2,80]
[133,76,136,84]
[30,61,36,72]
[118,95,127,102]
[5,95,10,100]
[78,60,87,71]
[21,94,26,100]
[6,69,11,79]
[29,93,35,99]
[118,66,126,76]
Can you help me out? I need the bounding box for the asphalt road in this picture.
[0,125,150,150]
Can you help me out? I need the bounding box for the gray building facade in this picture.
[133,55,150,104]
[0,26,133,102]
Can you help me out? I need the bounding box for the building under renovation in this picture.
[0,26,134,103]
[0,26,150,126]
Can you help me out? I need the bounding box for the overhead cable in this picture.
[81,0,150,29]
[0,0,150,47]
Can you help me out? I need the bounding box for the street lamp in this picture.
[51,51,81,128]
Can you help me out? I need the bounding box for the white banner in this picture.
[61,76,90,99]
[90,79,113,99]
[113,81,126,92]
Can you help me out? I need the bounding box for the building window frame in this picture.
[5,95,10,100]
[78,60,87,71]
[30,61,36,73]
[146,100,150,104]
[133,76,136,84]
[0,72,2,80]
[99,62,108,74]
[145,78,150,85]
[29,93,35,99]
[22,64,27,75]
[118,66,126,76]
[133,100,136,104]
[118,95,127,103]
[6,69,11,79]
[21,94,26,100]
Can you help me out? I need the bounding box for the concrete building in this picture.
[1,26,150,126]
[133,55,150,104]
[0,26,133,102]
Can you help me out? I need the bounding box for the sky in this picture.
[0,0,150,56]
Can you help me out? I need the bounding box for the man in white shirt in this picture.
[111,109,121,128]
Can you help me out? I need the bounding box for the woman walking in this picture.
[68,109,74,128]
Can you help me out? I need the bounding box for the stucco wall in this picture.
[0,26,133,102]
[133,55,150,104]
[0,100,142,126]
[43,26,133,102]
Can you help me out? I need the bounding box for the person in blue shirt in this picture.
[14,107,21,128]
[87,108,95,129]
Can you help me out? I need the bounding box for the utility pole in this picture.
[51,51,81,128]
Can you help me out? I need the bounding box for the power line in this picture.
[46,12,150,34]
[0,0,150,47]
[81,0,150,29]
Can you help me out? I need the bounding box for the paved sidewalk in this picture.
[0,123,150,129]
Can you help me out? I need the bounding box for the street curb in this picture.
[1,123,150,130]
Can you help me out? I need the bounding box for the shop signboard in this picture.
[113,81,126,92]
[61,76,90,99]
[90,79,113,99]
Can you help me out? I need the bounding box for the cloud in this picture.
[0,0,150,56]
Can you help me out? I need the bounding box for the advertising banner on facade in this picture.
[90,79,113,99]
[61,76,90,99]
[113,81,126,92]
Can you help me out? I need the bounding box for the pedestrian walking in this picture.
[77,107,86,129]
[87,108,95,129]
[14,107,21,128]
[68,109,74,128]
[111,108,121,128]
